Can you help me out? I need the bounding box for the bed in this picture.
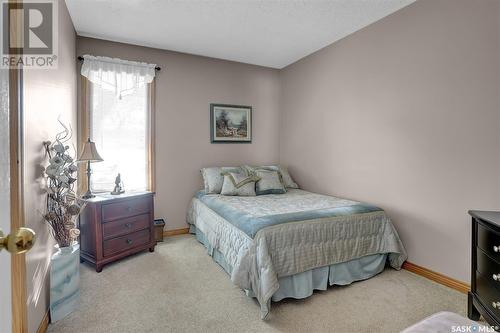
[187,188,407,319]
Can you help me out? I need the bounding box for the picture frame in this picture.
[210,104,252,143]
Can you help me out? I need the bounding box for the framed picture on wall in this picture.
[210,104,252,143]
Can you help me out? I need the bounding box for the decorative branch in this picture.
[43,121,84,248]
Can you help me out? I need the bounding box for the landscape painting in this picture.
[210,104,252,143]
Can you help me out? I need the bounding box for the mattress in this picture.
[187,189,407,318]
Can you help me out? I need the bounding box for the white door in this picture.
[0,65,12,333]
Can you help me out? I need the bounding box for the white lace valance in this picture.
[80,55,157,98]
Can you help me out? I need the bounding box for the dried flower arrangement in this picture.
[43,121,83,248]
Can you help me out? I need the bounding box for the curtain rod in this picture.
[77,56,161,71]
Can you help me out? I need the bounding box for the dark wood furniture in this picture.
[468,210,500,329]
[79,191,156,272]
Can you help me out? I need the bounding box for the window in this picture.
[79,55,157,194]
[89,83,150,192]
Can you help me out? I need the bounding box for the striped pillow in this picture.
[220,172,260,196]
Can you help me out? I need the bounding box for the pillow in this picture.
[253,169,286,195]
[275,166,299,189]
[242,165,299,189]
[201,166,243,194]
[220,172,259,196]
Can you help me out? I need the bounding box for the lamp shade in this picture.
[78,138,103,162]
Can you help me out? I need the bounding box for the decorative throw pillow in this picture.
[275,166,299,189]
[200,166,243,194]
[253,169,286,195]
[220,172,260,196]
[242,165,299,189]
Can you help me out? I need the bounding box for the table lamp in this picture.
[78,138,103,199]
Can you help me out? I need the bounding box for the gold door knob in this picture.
[0,228,36,254]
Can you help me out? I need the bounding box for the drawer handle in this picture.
[494,274,500,281]
[493,302,500,309]
[125,222,132,229]
[126,239,133,245]
[494,246,500,253]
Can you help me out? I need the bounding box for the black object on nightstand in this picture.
[468,210,500,329]
[79,191,156,272]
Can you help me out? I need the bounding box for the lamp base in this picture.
[83,161,95,199]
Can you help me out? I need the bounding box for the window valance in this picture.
[80,55,157,98]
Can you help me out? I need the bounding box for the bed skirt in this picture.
[190,225,387,302]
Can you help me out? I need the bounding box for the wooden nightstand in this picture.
[468,210,500,329]
[79,191,156,272]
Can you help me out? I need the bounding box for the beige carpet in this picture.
[48,235,467,333]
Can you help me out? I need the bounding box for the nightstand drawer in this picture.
[102,197,151,222]
[476,272,500,317]
[103,229,151,257]
[102,214,151,240]
[478,222,500,260]
[477,248,500,289]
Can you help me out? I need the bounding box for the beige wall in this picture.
[23,1,77,332]
[76,37,281,231]
[279,0,500,282]
[29,0,496,296]
[18,0,499,329]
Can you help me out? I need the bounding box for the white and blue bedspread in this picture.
[187,189,407,318]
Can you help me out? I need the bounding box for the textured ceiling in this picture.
[66,0,416,69]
